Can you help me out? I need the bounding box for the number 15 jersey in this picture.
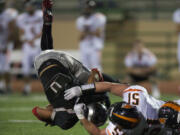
[123,85,164,120]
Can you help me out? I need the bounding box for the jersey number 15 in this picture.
[128,93,139,105]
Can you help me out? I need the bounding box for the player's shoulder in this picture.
[4,8,18,19]
[173,8,180,15]
[123,85,148,94]
[173,8,180,23]
[94,12,106,21]
[76,15,85,23]
[35,10,43,18]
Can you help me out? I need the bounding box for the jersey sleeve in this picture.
[95,13,107,30]
[173,9,180,23]
[5,8,18,22]
[16,14,25,29]
[76,17,84,32]
[146,50,157,66]
[124,53,133,67]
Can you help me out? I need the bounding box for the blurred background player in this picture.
[173,8,180,72]
[0,0,18,94]
[17,0,43,95]
[124,39,160,98]
[76,0,106,71]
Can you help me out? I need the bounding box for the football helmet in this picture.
[86,103,107,127]
[108,102,141,129]
[158,101,180,129]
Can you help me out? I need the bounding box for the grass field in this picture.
[0,93,179,135]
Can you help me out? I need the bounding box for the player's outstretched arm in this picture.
[64,82,129,100]
[74,103,106,135]
[41,0,53,50]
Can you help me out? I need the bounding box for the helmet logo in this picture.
[159,118,167,124]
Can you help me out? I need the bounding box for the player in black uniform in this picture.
[32,0,118,130]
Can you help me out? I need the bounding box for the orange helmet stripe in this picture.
[162,102,180,112]
[112,112,139,123]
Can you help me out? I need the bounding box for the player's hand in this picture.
[74,103,86,120]
[64,86,82,100]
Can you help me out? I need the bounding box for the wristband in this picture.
[81,83,96,95]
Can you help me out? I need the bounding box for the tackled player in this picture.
[32,0,119,130]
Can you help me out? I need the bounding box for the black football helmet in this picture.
[158,101,180,129]
[108,102,141,129]
[85,103,107,127]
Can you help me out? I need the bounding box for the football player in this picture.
[32,0,118,130]
[0,1,18,93]
[65,82,180,134]
[158,101,180,135]
[73,101,147,135]
[17,0,43,95]
[76,0,106,71]
[64,82,164,121]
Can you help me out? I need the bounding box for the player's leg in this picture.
[3,52,12,93]
[32,106,53,124]
[0,53,5,93]
[41,0,53,50]
[90,50,102,71]
[22,44,32,95]
[178,38,180,71]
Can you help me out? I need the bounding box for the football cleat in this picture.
[42,0,53,25]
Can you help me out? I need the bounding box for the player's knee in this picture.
[53,111,78,130]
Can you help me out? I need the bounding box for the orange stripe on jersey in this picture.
[162,102,180,111]
[123,89,142,93]
[107,129,112,135]
[112,112,139,123]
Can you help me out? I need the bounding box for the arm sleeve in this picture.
[173,9,180,23]
[125,53,133,67]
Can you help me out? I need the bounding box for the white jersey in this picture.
[17,10,43,45]
[125,49,157,68]
[0,8,18,50]
[123,85,164,120]
[173,9,180,24]
[106,122,124,135]
[106,116,147,135]
[76,12,106,50]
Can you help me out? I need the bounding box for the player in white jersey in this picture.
[17,1,43,95]
[73,101,147,135]
[76,0,106,71]
[64,80,165,121]
[0,1,18,93]
[124,40,160,98]
[173,8,180,72]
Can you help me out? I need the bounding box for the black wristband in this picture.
[81,83,96,95]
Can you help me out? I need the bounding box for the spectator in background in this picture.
[16,1,43,95]
[0,1,18,94]
[76,0,106,71]
[173,9,180,72]
[124,40,160,98]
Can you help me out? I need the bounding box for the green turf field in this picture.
[0,93,179,135]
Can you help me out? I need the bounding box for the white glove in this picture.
[64,86,82,100]
[74,103,86,120]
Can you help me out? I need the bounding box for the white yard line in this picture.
[0,107,33,112]
[0,120,41,123]
[0,96,47,102]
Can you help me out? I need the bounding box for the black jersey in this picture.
[34,50,109,108]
